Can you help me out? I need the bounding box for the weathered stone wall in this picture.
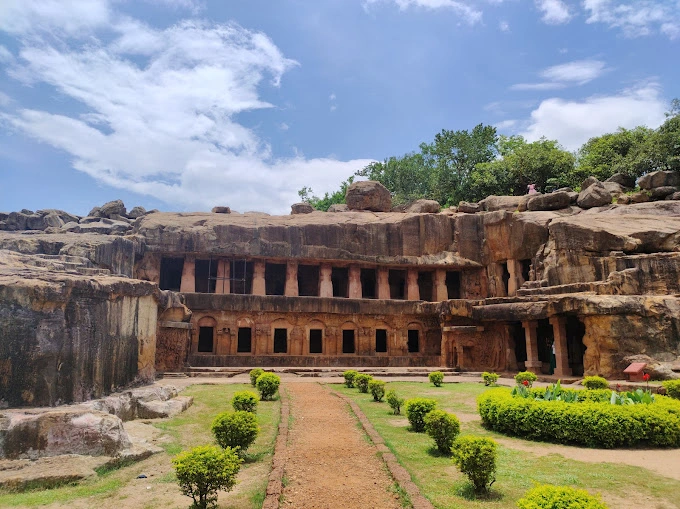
[155,327,191,372]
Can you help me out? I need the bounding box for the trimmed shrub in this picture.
[211,411,259,456]
[231,391,259,413]
[343,370,359,388]
[368,379,386,402]
[386,390,405,415]
[583,376,609,390]
[515,371,538,387]
[516,484,609,509]
[478,388,680,448]
[424,410,460,454]
[452,435,497,494]
[256,372,281,401]
[173,445,242,509]
[429,371,444,387]
[663,380,680,400]
[354,373,373,393]
[482,372,499,386]
[405,398,437,432]
[249,368,264,387]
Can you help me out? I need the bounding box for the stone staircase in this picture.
[24,253,111,276]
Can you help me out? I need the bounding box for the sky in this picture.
[0,0,677,216]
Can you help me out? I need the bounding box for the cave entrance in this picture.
[332,267,349,298]
[520,259,532,283]
[298,265,320,296]
[309,329,323,354]
[566,315,586,376]
[273,328,288,354]
[537,318,554,373]
[198,326,214,353]
[360,268,377,299]
[389,270,406,300]
[446,271,461,299]
[407,330,420,353]
[160,257,184,291]
[375,329,388,353]
[510,321,527,371]
[501,262,510,296]
[265,263,286,296]
[237,327,252,353]
[418,271,434,302]
[342,330,355,354]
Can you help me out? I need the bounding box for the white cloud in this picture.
[511,82,566,91]
[584,0,680,39]
[1,5,372,214]
[0,91,11,106]
[363,0,484,24]
[511,59,606,90]
[0,45,14,63]
[535,0,572,25]
[330,105,338,112]
[499,20,510,32]
[0,0,111,36]
[521,83,667,151]
[279,122,290,131]
[494,119,517,130]
[329,93,336,101]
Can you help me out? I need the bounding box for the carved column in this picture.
[180,255,195,293]
[407,269,420,301]
[435,269,448,302]
[319,263,333,298]
[522,320,542,373]
[377,268,390,300]
[348,265,362,299]
[550,316,572,377]
[507,259,518,297]
[252,261,266,296]
[216,259,230,294]
[285,261,299,297]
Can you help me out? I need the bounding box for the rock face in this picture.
[577,182,612,208]
[345,181,392,212]
[211,206,231,214]
[328,204,349,212]
[458,201,481,213]
[480,196,522,212]
[527,191,571,211]
[99,200,126,218]
[606,173,636,188]
[405,199,441,213]
[291,202,314,214]
[638,170,680,190]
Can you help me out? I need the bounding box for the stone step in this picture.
[76,267,111,276]
[517,282,596,296]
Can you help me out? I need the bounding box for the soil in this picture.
[279,383,401,509]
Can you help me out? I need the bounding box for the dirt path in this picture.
[280,383,401,509]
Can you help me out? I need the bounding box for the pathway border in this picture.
[262,387,290,509]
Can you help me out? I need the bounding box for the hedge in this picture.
[478,388,680,448]
[516,484,609,509]
[663,380,680,400]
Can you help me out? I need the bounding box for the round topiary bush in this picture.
[663,380,680,400]
[343,370,359,388]
[405,398,437,432]
[424,409,460,454]
[429,371,444,387]
[516,484,609,508]
[256,372,281,401]
[354,373,373,393]
[211,411,259,456]
[452,435,497,494]
[173,445,242,509]
[386,390,405,415]
[368,379,386,402]
[515,371,538,388]
[249,368,264,387]
[232,391,259,413]
[582,376,609,390]
[482,372,499,386]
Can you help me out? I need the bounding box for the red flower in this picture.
[522,380,529,386]
[643,373,650,382]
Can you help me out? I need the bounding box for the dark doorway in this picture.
[566,316,586,376]
[360,269,377,299]
[195,259,217,293]
[501,262,510,295]
[160,257,184,291]
[389,270,406,300]
[231,260,254,295]
[510,322,526,370]
[332,267,349,298]
[520,259,532,283]
[309,329,323,354]
[446,271,461,299]
[375,329,388,353]
[298,265,320,296]
[237,328,252,353]
[265,263,286,296]
[198,326,214,353]
[418,271,434,302]
[342,330,355,354]
[407,330,420,353]
[273,328,288,353]
[537,319,554,370]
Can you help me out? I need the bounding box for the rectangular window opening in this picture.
[195,259,218,293]
[520,259,532,283]
[230,260,254,295]
[446,271,461,299]
[237,327,252,353]
[273,328,288,353]
[160,257,184,291]
[265,263,287,296]
[375,329,388,353]
[360,268,377,299]
[407,330,420,353]
[298,265,320,296]
[332,267,349,298]
[309,329,323,354]
[388,269,406,300]
[342,329,355,354]
[198,326,214,353]
[417,271,434,302]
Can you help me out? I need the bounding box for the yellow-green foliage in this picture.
[516,484,609,508]
[429,371,444,387]
[386,389,405,415]
[405,398,437,432]
[231,391,258,413]
[451,435,497,494]
[368,379,386,402]
[482,372,499,386]
[582,376,609,390]
[211,411,259,455]
[343,370,359,388]
[663,380,680,400]
[424,409,460,454]
[354,373,373,393]
[514,371,538,387]
[256,372,280,400]
[249,368,264,387]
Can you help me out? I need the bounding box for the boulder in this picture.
[517,195,535,212]
[127,206,147,219]
[577,182,612,209]
[291,202,314,214]
[60,222,81,233]
[5,212,29,231]
[136,396,194,419]
[667,192,680,201]
[78,220,131,235]
[480,196,522,212]
[327,204,349,212]
[651,186,678,200]
[555,187,574,193]
[211,206,231,214]
[602,181,625,195]
[458,201,481,214]
[25,214,48,230]
[638,170,680,190]
[43,213,65,229]
[606,173,636,188]
[405,199,441,213]
[629,192,650,204]
[88,206,102,217]
[345,181,392,212]
[99,200,126,218]
[567,191,579,203]
[581,176,600,190]
[527,191,571,211]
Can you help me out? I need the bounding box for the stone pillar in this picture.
[440,332,449,367]
[377,268,390,300]
[407,269,420,301]
[522,320,542,373]
[216,259,230,294]
[348,265,362,299]
[180,256,195,293]
[435,269,448,302]
[285,261,299,297]
[252,261,266,296]
[507,259,518,297]
[319,264,333,298]
[550,316,572,377]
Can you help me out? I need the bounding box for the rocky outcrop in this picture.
[291,202,314,214]
[328,204,349,212]
[480,196,522,212]
[606,173,636,188]
[345,181,392,212]
[527,191,571,211]
[577,182,612,208]
[405,199,441,213]
[211,206,231,214]
[458,201,481,213]
[638,170,680,190]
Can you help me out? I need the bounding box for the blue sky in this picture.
[0,0,677,215]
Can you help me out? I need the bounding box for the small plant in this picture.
[515,371,538,388]
[386,390,405,415]
[249,368,264,387]
[451,435,497,494]
[663,380,680,400]
[429,371,444,387]
[583,376,609,390]
[516,484,609,508]
[405,398,437,432]
[368,379,386,402]
[424,409,460,454]
[354,373,373,393]
[211,411,259,456]
[256,372,281,400]
[610,388,655,405]
[343,370,359,388]
[482,372,499,386]
[172,445,242,509]
[231,391,259,413]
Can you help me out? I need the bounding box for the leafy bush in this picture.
[663,380,680,400]
[354,373,373,393]
[211,411,259,455]
[386,390,405,415]
[582,376,609,390]
[231,391,259,413]
[343,370,359,388]
[609,388,655,405]
[368,379,386,402]
[172,445,242,509]
[424,410,460,454]
[516,484,609,508]
[249,368,264,387]
[451,435,497,494]
[513,380,579,403]
[515,371,538,387]
[429,371,444,387]
[256,372,281,400]
[405,398,437,432]
[482,372,499,386]
[478,388,680,448]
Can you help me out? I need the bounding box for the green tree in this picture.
[576,127,652,182]
[297,177,355,211]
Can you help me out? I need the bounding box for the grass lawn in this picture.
[0,383,280,509]
[332,381,680,509]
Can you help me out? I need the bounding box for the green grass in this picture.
[333,381,680,509]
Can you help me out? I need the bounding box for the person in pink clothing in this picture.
[527,184,537,194]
